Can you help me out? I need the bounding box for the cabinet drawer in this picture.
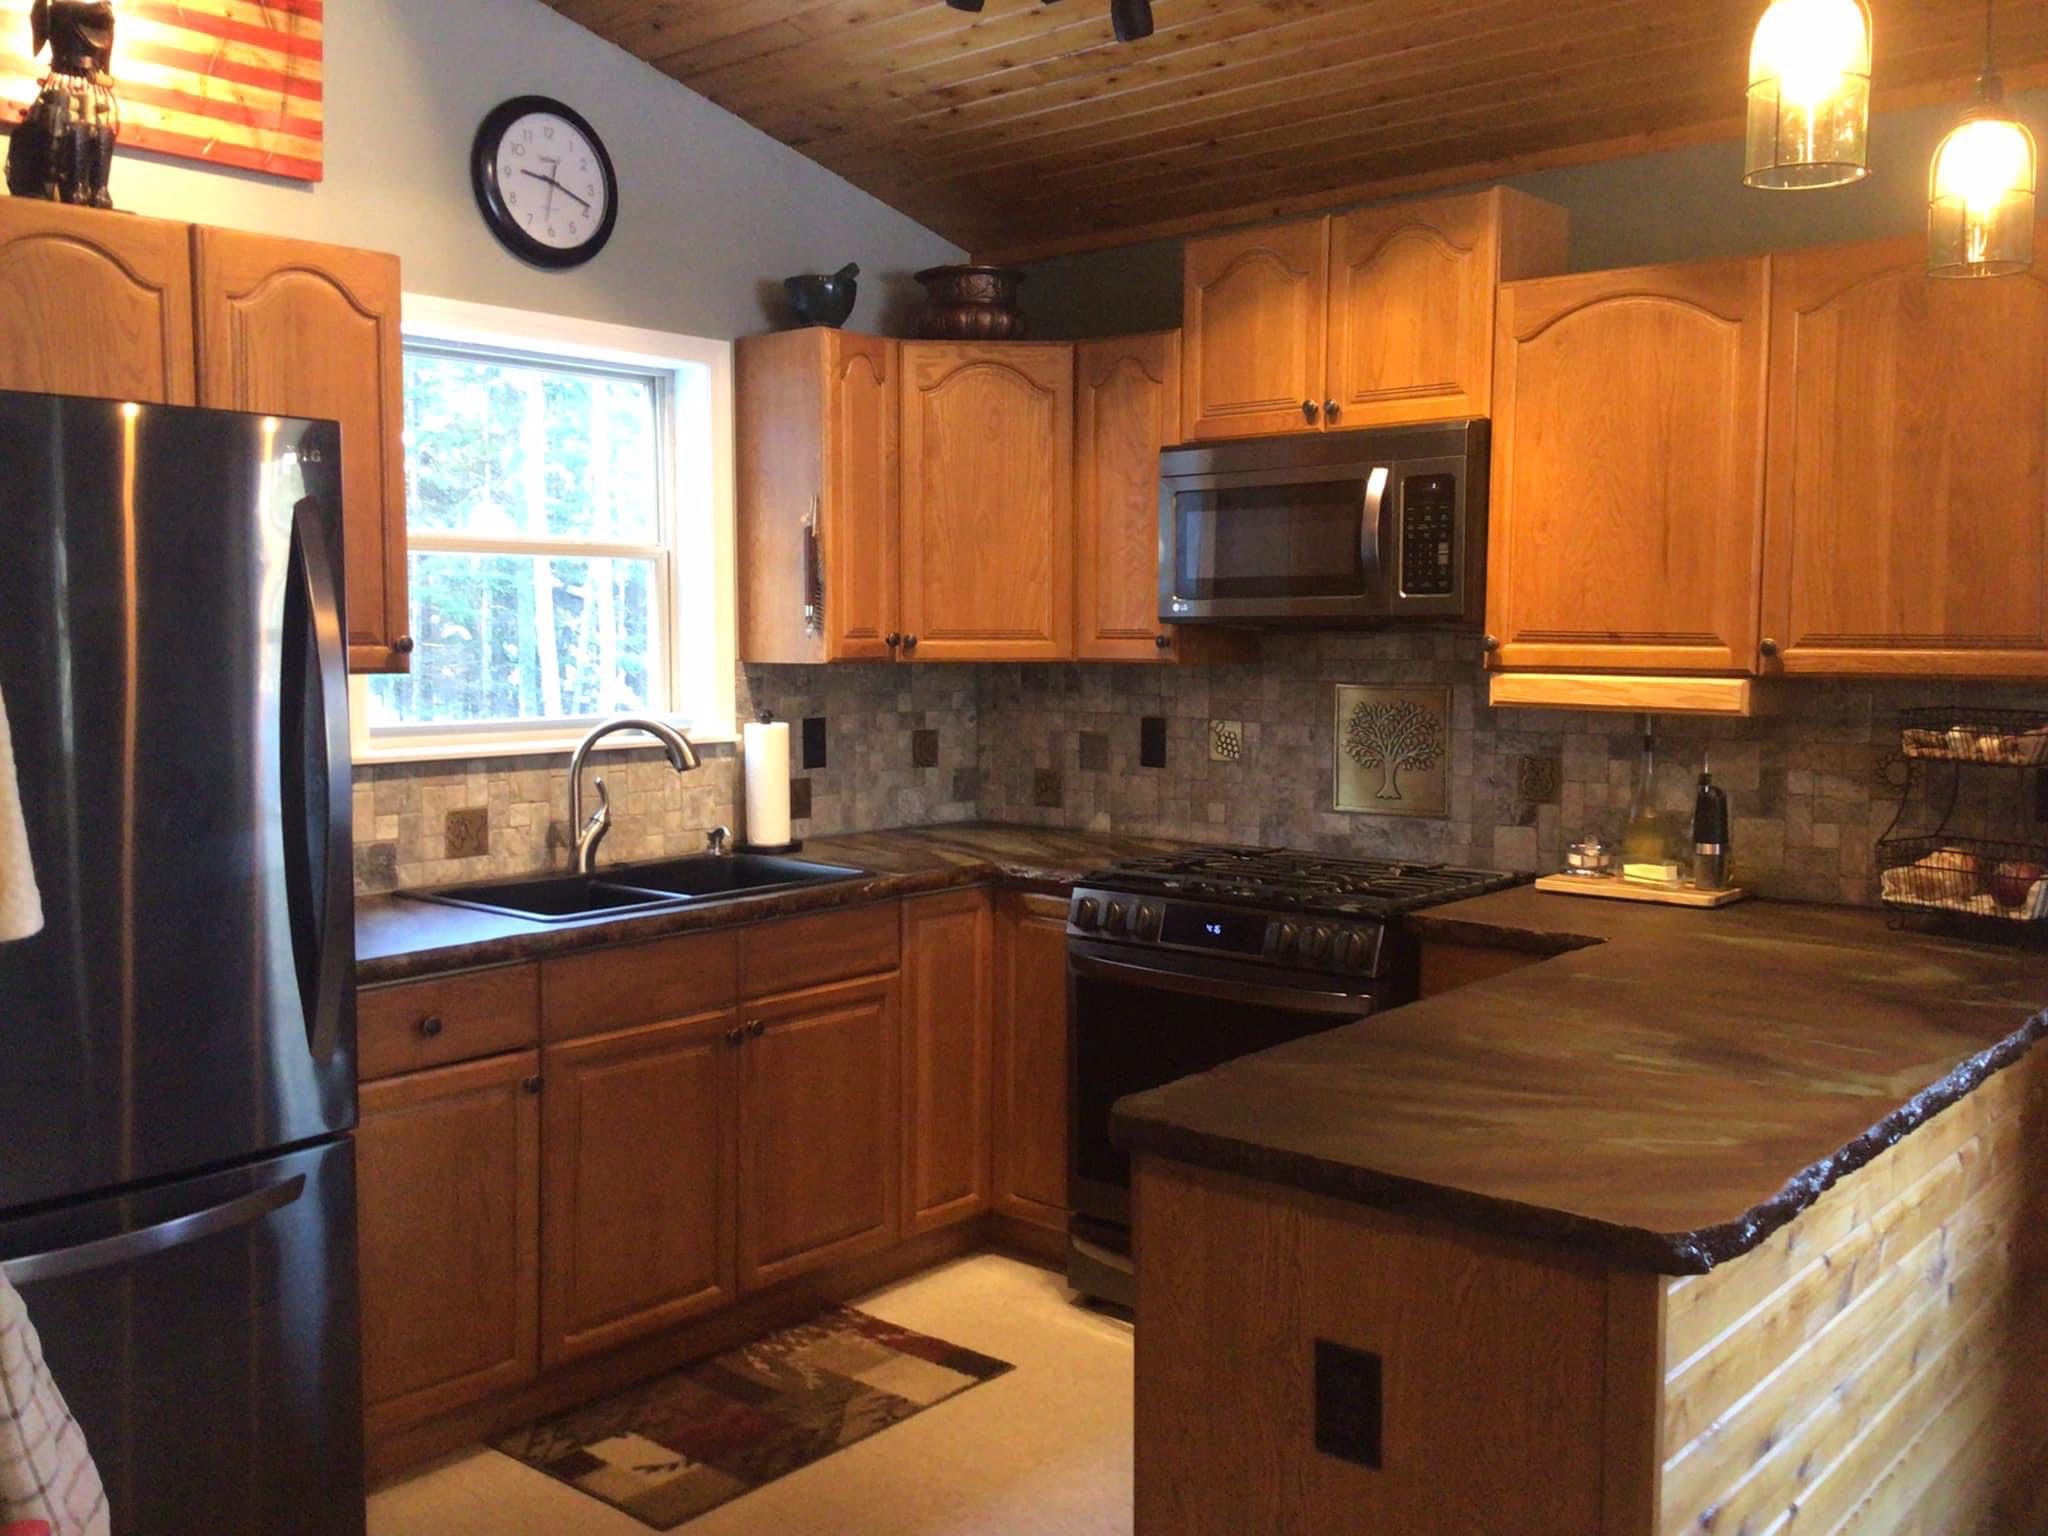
[358,964,540,1081]
[741,902,900,999]
[543,930,740,1043]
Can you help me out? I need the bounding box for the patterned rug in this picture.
[489,1307,1014,1530]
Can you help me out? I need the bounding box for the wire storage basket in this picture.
[1876,834,2048,927]
[1898,707,2048,765]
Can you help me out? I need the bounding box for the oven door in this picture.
[1160,462,1394,624]
[1067,943,1375,1231]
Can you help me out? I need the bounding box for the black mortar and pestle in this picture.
[783,262,860,328]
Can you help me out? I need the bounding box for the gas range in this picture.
[1066,846,1525,980]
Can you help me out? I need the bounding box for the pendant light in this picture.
[1744,0,1873,188]
[1928,0,2038,277]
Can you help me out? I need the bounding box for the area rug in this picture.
[489,1307,1014,1530]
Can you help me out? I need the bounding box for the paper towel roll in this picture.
[0,683,44,945]
[743,720,792,848]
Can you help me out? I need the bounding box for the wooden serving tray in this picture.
[1535,873,1749,908]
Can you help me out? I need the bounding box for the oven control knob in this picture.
[1275,922,1299,956]
[1135,905,1161,941]
[1105,901,1128,935]
[1304,925,1332,960]
[1338,930,1368,969]
[1073,897,1100,931]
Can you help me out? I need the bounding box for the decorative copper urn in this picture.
[914,265,1027,340]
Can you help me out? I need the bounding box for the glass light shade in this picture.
[1744,0,1873,188]
[1928,108,2038,276]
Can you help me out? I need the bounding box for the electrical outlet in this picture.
[1140,716,1168,769]
[801,716,827,770]
[1313,1340,1383,1470]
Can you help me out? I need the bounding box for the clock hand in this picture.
[515,166,591,214]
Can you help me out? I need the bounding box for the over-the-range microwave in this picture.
[1157,419,1487,626]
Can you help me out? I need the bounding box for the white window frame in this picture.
[349,294,736,764]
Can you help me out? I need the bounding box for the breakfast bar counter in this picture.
[1114,889,2048,1536]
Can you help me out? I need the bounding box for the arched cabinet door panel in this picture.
[1487,257,1770,675]
[194,229,409,674]
[1762,234,2048,677]
[1182,220,1327,442]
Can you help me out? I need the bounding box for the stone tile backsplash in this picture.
[351,638,2048,908]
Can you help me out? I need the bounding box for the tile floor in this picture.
[366,1254,1136,1536]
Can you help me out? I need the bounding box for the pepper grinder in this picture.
[1692,750,1731,891]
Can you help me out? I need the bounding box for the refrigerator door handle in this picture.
[0,1175,306,1286]
[284,495,353,1064]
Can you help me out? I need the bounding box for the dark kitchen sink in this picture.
[404,854,867,924]
[600,853,868,899]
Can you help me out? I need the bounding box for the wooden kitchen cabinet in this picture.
[0,201,194,404]
[193,228,410,674]
[541,1011,738,1366]
[737,327,901,663]
[357,1051,541,1437]
[1182,190,1566,442]
[1326,190,1567,430]
[738,971,902,1288]
[1074,333,1255,665]
[899,342,1075,661]
[1762,234,2048,677]
[1487,256,1770,676]
[1181,218,1328,440]
[901,890,993,1236]
[992,892,1071,1232]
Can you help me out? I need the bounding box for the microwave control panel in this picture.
[1398,474,1458,597]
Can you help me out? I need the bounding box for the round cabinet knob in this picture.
[1134,906,1161,941]
[1155,633,1172,651]
[392,635,416,656]
[522,1074,543,1096]
[1324,400,1341,422]
[748,1019,766,1039]
[1275,922,1300,955]
[1481,634,1501,653]
[903,634,920,651]
[1073,896,1100,931]
[724,1026,744,1047]
[886,632,903,648]
[1760,638,1780,659]
[1301,399,1320,422]
[417,1014,444,1039]
[1304,925,1332,960]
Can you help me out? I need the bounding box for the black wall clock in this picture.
[471,96,618,270]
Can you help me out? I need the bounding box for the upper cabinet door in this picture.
[193,229,410,674]
[1076,331,1179,661]
[1181,219,1327,441]
[1488,258,1770,675]
[1326,190,1566,430]
[736,328,899,664]
[0,202,194,405]
[1763,236,2048,677]
[825,332,901,660]
[899,342,1075,661]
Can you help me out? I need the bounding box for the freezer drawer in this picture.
[0,1139,364,1536]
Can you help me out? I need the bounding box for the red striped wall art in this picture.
[0,0,323,183]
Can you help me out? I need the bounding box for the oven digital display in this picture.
[1160,907,1267,955]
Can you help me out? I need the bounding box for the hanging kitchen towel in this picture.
[0,684,42,944]
[0,1272,108,1536]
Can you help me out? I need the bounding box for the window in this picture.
[352,298,734,761]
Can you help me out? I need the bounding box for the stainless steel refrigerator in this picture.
[0,391,364,1535]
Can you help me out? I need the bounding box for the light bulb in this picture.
[1929,106,2038,276]
[1933,116,2035,215]
[1744,0,1873,189]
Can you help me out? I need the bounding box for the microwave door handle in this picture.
[1360,465,1390,576]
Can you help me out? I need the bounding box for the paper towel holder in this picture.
[739,708,804,856]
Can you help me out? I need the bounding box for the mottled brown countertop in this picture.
[1115,887,2048,1274]
[355,823,1183,985]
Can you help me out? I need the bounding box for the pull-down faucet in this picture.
[567,715,701,874]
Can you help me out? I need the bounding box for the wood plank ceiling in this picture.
[543,0,2048,262]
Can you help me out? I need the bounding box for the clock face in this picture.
[472,97,619,270]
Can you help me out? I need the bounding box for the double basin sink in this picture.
[405,852,868,924]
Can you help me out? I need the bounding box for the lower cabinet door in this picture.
[542,1012,738,1366]
[902,890,994,1235]
[358,1051,541,1437]
[993,893,1072,1230]
[738,973,901,1289]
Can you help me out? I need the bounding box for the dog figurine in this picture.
[6,0,120,208]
